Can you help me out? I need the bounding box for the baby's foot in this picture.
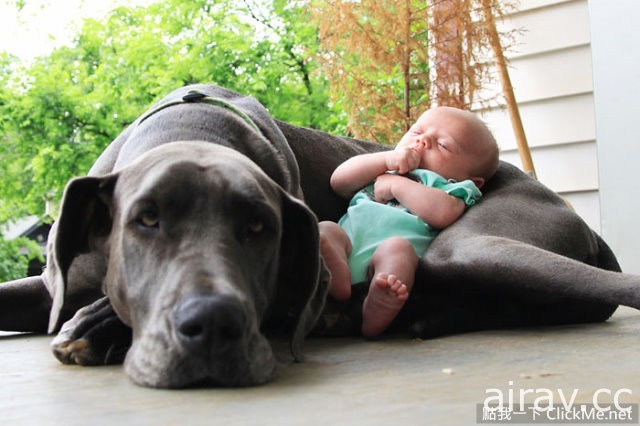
[361,273,409,337]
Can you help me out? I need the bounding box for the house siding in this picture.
[478,0,600,231]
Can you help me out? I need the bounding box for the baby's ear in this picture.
[471,176,485,189]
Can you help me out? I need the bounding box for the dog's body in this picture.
[1,84,638,388]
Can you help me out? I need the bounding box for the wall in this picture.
[479,0,600,231]
[589,0,640,274]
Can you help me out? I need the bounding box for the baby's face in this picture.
[398,107,487,182]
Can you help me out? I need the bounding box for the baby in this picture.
[319,106,499,337]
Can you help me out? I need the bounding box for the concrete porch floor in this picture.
[2,307,640,425]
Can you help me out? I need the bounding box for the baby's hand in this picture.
[386,146,421,174]
[373,173,397,203]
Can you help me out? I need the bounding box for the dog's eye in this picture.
[248,219,264,235]
[138,211,160,229]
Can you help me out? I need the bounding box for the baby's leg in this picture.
[362,237,419,337]
[319,221,353,302]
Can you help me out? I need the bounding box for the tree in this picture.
[312,0,430,144]
[1,0,340,219]
[427,0,517,109]
[312,0,518,144]
[242,0,339,130]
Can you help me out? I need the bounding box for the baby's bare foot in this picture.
[361,273,409,337]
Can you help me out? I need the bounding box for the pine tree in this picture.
[312,0,429,144]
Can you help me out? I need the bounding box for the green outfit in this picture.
[338,169,481,284]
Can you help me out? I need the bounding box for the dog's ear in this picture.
[47,174,118,333]
[276,191,329,362]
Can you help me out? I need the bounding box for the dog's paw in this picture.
[51,297,131,365]
[52,334,93,365]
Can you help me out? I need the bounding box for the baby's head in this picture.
[397,106,499,188]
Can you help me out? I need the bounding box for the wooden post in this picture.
[480,0,537,179]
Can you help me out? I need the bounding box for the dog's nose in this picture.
[172,295,247,354]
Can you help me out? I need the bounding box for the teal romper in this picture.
[338,169,482,284]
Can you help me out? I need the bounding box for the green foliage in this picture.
[0,0,343,220]
[0,0,345,278]
[0,234,43,282]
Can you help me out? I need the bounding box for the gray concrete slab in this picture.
[2,307,640,425]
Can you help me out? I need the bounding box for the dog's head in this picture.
[48,142,328,387]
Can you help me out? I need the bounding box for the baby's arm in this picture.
[374,174,465,229]
[330,148,421,198]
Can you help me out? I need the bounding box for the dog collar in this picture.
[136,89,262,135]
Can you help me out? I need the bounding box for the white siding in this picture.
[477,0,600,231]
[589,0,640,274]
[510,0,590,56]
[484,93,596,151]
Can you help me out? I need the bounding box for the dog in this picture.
[1,84,639,388]
[1,85,335,388]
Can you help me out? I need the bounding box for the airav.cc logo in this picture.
[478,381,638,424]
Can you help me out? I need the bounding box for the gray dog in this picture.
[1,84,639,388]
